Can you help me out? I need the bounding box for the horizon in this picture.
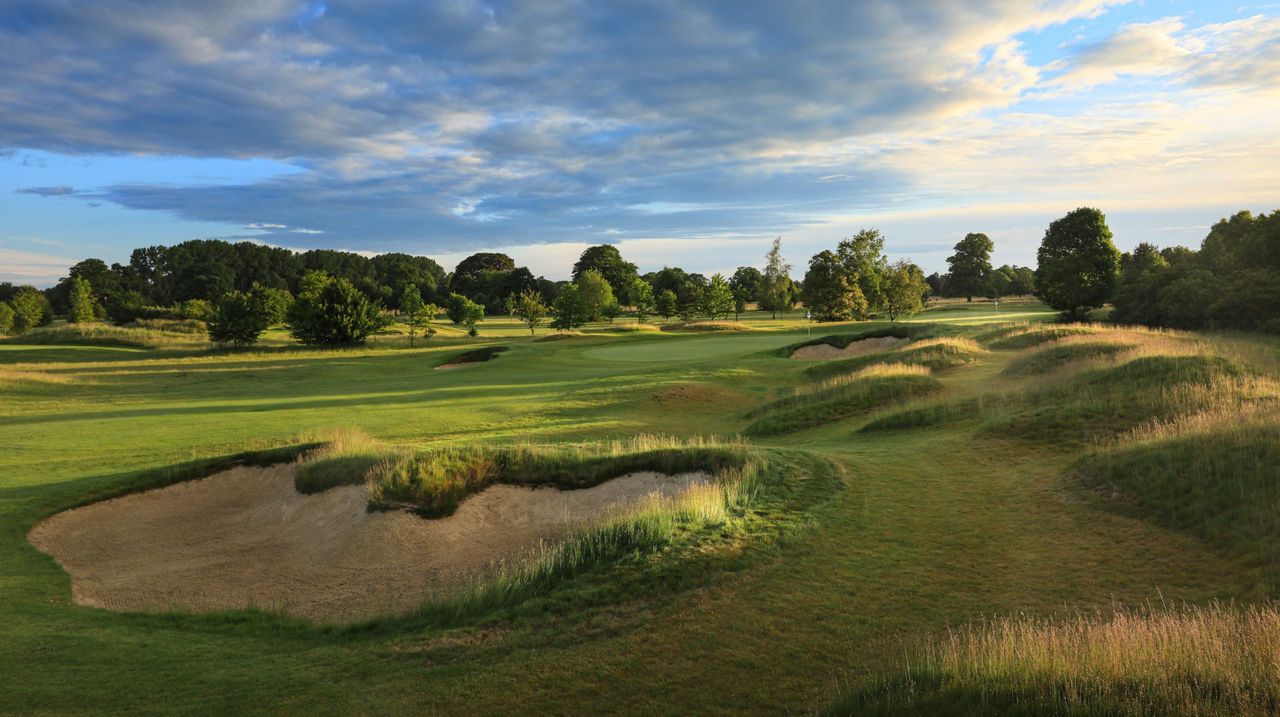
[3,1,1278,286]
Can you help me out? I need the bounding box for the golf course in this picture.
[3,300,1278,715]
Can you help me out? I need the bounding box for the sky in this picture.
[2,0,1278,286]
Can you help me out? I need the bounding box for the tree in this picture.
[701,273,735,319]
[575,268,615,322]
[68,277,96,323]
[511,290,548,335]
[0,302,13,336]
[729,266,764,305]
[253,285,293,325]
[551,284,587,331]
[572,245,639,303]
[985,267,1013,299]
[601,301,623,323]
[208,291,269,347]
[837,229,888,312]
[925,272,945,297]
[10,286,51,334]
[761,237,793,319]
[676,280,703,321]
[656,289,678,322]
[801,250,867,321]
[630,279,655,323]
[1036,208,1120,320]
[645,266,689,298]
[882,260,927,321]
[445,293,481,324]
[400,283,433,346]
[287,277,389,345]
[946,233,994,301]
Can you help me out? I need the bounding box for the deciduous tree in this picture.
[1035,208,1120,320]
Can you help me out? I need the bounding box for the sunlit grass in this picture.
[831,602,1280,716]
[745,364,941,436]
[804,336,987,380]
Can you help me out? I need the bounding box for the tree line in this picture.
[1,207,1273,344]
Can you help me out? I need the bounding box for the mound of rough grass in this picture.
[989,354,1263,443]
[860,395,1000,433]
[986,324,1096,350]
[805,337,986,380]
[299,434,755,518]
[660,321,753,332]
[780,324,934,357]
[533,331,583,342]
[4,323,208,350]
[600,323,662,333]
[745,365,943,436]
[294,429,392,494]
[1076,412,1280,576]
[1003,339,1135,376]
[830,603,1280,717]
[437,345,508,367]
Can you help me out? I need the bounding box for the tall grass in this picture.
[298,433,755,517]
[744,365,942,436]
[780,324,934,357]
[660,321,754,332]
[830,602,1280,716]
[1076,406,1280,579]
[804,337,986,380]
[984,323,1098,350]
[401,463,766,627]
[4,323,209,350]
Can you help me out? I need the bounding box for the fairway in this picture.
[3,303,1276,715]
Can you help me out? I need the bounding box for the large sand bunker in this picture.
[790,336,909,360]
[28,464,708,623]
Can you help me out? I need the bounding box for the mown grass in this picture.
[830,602,1280,716]
[661,320,755,332]
[744,365,942,436]
[804,337,987,380]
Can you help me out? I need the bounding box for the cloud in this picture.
[16,185,78,197]
[0,0,1127,249]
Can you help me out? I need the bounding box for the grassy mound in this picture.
[1003,338,1134,376]
[805,337,987,380]
[298,434,754,518]
[3,323,209,350]
[859,396,997,433]
[781,324,934,357]
[745,365,943,436]
[830,603,1280,717]
[600,323,662,333]
[532,331,584,342]
[985,324,1096,350]
[985,354,1273,443]
[660,321,753,332]
[1076,413,1280,576]
[437,345,508,367]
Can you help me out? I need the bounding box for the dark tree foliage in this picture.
[1111,211,1280,333]
[655,289,678,321]
[208,291,269,347]
[286,277,389,345]
[1035,208,1120,320]
[801,250,867,321]
[370,253,446,309]
[571,245,639,303]
[644,267,690,298]
[945,233,994,301]
[925,272,944,297]
[729,266,764,303]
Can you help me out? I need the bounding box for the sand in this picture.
[789,336,909,360]
[28,465,709,623]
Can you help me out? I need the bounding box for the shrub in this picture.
[207,291,269,347]
[287,277,390,345]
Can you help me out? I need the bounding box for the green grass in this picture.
[830,603,1280,716]
[1075,411,1280,582]
[779,324,934,357]
[3,301,1278,715]
[438,344,509,366]
[803,337,988,379]
[1002,339,1134,375]
[744,366,943,436]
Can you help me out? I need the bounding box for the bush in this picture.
[286,277,390,345]
[208,291,269,347]
[10,286,52,334]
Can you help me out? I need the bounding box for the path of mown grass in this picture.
[1,303,1262,715]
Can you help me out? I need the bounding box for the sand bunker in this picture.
[790,336,909,360]
[28,465,708,623]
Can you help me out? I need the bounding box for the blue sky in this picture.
[2,0,1278,285]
